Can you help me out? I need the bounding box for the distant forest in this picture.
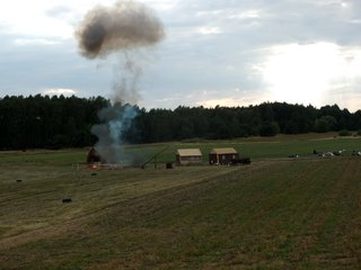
[1,95,361,150]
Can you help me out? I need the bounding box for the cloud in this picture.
[196,9,225,17]
[257,42,361,109]
[42,88,77,96]
[196,97,258,108]
[196,8,262,20]
[46,6,72,18]
[194,87,268,108]
[227,10,261,20]
[141,0,179,11]
[141,86,267,109]
[196,26,222,35]
[14,38,61,46]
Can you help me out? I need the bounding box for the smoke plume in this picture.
[91,104,137,164]
[76,0,164,164]
[76,0,164,59]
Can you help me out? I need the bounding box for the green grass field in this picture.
[1,133,361,269]
[127,132,361,163]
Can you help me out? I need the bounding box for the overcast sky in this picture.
[1,0,361,111]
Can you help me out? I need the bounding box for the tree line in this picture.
[0,95,108,150]
[1,95,361,150]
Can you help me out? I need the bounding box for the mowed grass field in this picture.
[0,133,361,269]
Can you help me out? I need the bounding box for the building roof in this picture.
[177,148,202,157]
[210,148,238,155]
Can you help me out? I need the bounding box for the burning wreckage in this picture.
[86,147,101,164]
[86,147,125,169]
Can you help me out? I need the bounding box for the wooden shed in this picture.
[176,148,203,165]
[209,148,239,165]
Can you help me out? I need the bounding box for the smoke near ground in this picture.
[75,0,164,59]
[76,0,164,164]
[91,104,137,164]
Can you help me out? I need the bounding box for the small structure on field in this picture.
[176,148,203,165]
[86,147,101,164]
[209,148,239,165]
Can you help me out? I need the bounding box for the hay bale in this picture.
[166,163,174,169]
[62,198,72,203]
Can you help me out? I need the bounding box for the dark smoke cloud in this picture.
[75,0,165,58]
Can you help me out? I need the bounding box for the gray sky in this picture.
[1,0,361,111]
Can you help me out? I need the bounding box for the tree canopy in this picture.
[0,95,360,150]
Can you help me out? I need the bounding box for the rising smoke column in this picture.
[76,0,164,164]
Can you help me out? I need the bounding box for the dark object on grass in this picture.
[91,173,97,176]
[230,158,251,165]
[16,179,22,183]
[313,149,318,155]
[87,147,101,164]
[333,149,345,156]
[166,162,174,169]
[62,198,72,203]
[288,154,300,158]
